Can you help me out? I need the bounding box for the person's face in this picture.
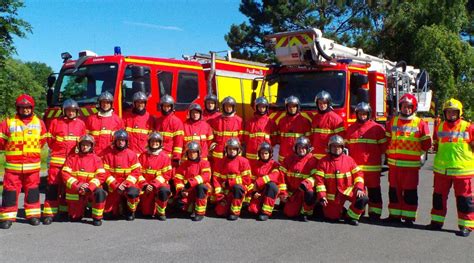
[80,141,92,153]
[287,104,298,115]
[134,100,146,111]
[226,147,238,158]
[190,110,201,121]
[357,111,368,121]
[149,139,161,149]
[224,104,234,114]
[296,145,308,156]
[100,101,112,111]
[330,144,343,156]
[257,104,267,114]
[65,108,77,119]
[188,150,199,160]
[162,103,172,113]
[18,106,32,116]
[259,150,270,161]
[400,103,414,115]
[205,100,216,111]
[317,100,328,111]
[116,139,127,148]
[445,109,460,122]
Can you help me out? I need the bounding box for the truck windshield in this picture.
[268,71,346,109]
[52,63,118,106]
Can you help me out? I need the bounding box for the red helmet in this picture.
[16,94,35,108]
[399,93,417,112]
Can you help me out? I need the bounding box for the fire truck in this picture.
[44,48,268,126]
[256,28,432,126]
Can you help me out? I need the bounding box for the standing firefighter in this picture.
[137,132,172,220]
[202,94,221,128]
[154,95,184,167]
[0,94,47,229]
[345,102,387,220]
[174,141,212,221]
[280,136,318,221]
[212,138,253,220]
[385,94,431,226]
[243,97,278,166]
[426,98,474,237]
[85,91,124,156]
[123,91,154,155]
[102,129,141,220]
[61,135,107,226]
[248,142,286,221]
[277,96,311,163]
[183,103,214,159]
[311,91,345,160]
[315,135,368,226]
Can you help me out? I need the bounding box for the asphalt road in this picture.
[0,154,472,262]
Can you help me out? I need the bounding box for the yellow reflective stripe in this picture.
[327,194,335,201]
[214,131,240,136]
[184,134,208,141]
[126,175,137,184]
[156,204,166,214]
[201,167,211,173]
[103,164,110,170]
[66,193,79,201]
[354,177,364,184]
[235,176,243,185]
[173,147,183,154]
[433,167,474,176]
[369,207,382,215]
[5,162,41,171]
[162,165,172,173]
[401,210,417,218]
[125,127,150,134]
[62,166,72,173]
[316,185,326,192]
[386,149,422,155]
[346,138,379,144]
[334,127,345,133]
[280,132,306,138]
[90,178,101,187]
[66,177,78,189]
[246,153,258,160]
[343,186,353,196]
[131,162,141,170]
[286,172,310,179]
[175,174,184,180]
[92,208,104,217]
[156,176,166,184]
[378,138,387,143]
[89,130,114,135]
[311,128,335,134]
[279,184,287,191]
[359,165,382,172]
[195,175,204,184]
[389,208,402,216]
[458,219,474,228]
[324,172,351,179]
[106,176,116,185]
[241,170,251,176]
[0,212,17,220]
[50,156,66,165]
[43,207,58,215]
[214,187,222,194]
[262,204,273,213]
[346,208,360,220]
[195,205,207,213]
[127,201,138,210]
[54,135,81,142]
[247,132,271,139]
[160,130,184,137]
[387,158,421,167]
[431,214,445,223]
[24,208,41,216]
[279,166,287,172]
[351,166,361,174]
[0,133,8,139]
[262,175,271,184]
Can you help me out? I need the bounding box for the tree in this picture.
[0,0,32,65]
[225,0,383,62]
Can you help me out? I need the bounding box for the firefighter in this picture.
[248,142,286,221]
[61,135,107,226]
[154,94,184,167]
[43,99,86,225]
[85,91,124,156]
[311,90,345,160]
[174,141,212,221]
[315,135,368,225]
[243,97,278,167]
[123,91,154,155]
[102,129,141,220]
[385,94,431,226]
[202,93,221,128]
[279,136,318,221]
[345,102,387,220]
[137,132,172,220]
[425,98,474,237]
[183,103,214,159]
[210,96,243,165]
[0,94,47,229]
[212,138,253,220]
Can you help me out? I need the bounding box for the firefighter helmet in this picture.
[98,91,114,103]
[221,96,236,115]
[293,136,312,156]
[78,134,95,153]
[327,135,345,148]
[285,96,301,113]
[254,96,269,114]
[225,138,241,157]
[132,91,148,103]
[159,94,175,114]
[148,132,163,150]
[113,129,129,150]
[15,94,35,108]
[443,98,463,116]
[257,141,273,160]
[62,99,80,112]
[205,94,218,103]
[399,93,418,112]
[188,103,203,119]
[355,102,372,120]
[315,90,332,106]
[186,141,201,153]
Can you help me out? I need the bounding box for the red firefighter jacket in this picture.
[212,114,243,159]
[277,113,311,162]
[154,112,184,160]
[123,111,154,155]
[102,147,141,191]
[62,152,106,195]
[174,159,212,192]
[203,111,221,129]
[85,111,123,156]
[183,119,214,158]
[280,153,318,193]
[251,159,287,195]
[243,114,278,161]
[311,111,345,159]
[212,156,253,197]
[137,149,172,189]
[47,117,86,167]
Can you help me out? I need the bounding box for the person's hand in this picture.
[146,184,154,193]
[356,189,366,198]
[117,183,126,193]
[280,195,288,203]
[181,191,189,198]
[253,192,261,199]
[320,197,328,207]
[79,183,89,195]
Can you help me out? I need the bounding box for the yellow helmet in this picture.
[443,98,463,116]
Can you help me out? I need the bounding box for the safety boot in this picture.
[257,214,269,221]
[157,215,167,221]
[93,219,102,226]
[192,215,204,222]
[403,219,414,227]
[457,227,471,237]
[299,215,309,222]
[0,220,12,229]
[425,222,443,231]
[368,213,380,222]
[43,216,53,225]
[227,214,238,221]
[347,219,359,226]
[126,213,135,221]
[29,217,40,226]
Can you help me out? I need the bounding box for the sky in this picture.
[14,0,246,71]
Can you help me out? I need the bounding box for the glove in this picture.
[184,182,191,189]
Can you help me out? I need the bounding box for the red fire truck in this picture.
[256,28,432,126]
[44,48,268,126]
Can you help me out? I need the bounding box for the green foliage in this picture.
[0,0,32,64]
[0,58,50,118]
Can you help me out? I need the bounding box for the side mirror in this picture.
[416,69,429,92]
[131,66,146,79]
[47,74,57,88]
[46,88,54,107]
